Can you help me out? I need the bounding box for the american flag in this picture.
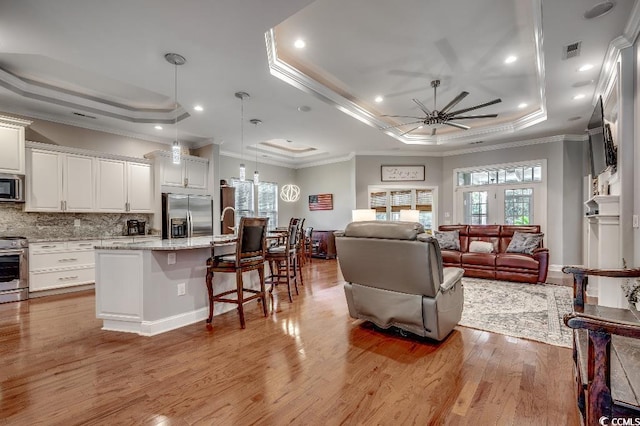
[309,194,333,211]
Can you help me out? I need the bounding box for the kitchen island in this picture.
[94,235,258,336]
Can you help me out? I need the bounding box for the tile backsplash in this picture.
[0,203,153,240]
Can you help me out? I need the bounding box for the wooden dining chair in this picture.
[205,217,269,329]
[265,220,300,302]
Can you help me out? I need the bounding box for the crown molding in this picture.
[26,140,152,163]
[593,3,640,104]
[220,150,295,169]
[0,66,189,124]
[439,134,584,156]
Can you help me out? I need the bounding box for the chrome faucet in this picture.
[221,206,236,234]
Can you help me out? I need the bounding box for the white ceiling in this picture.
[0,0,637,167]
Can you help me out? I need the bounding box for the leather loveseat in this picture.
[437,225,549,284]
[335,221,464,341]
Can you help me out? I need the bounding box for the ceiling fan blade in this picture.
[451,114,498,120]
[440,91,469,114]
[448,98,502,116]
[380,115,426,119]
[400,125,424,136]
[380,120,424,130]
[444,121,471,130]
[431,127,437,136]
[412,98,431,115]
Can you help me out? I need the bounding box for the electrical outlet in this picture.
[444,212,450,218]
[634,215,639,229]
[167,252,176,265]
[74,219,81,227]
[177,282,186,296]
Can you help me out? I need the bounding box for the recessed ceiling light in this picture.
[504,55,517,64]
[374,96,384,103]
[154,125,163,130]
[578,64,594,72]
[518,103,528,109]
[573,94,586,100]
[294,39,306,49]
[584,1,615,19]
[194,105,204,112]
[297,105,311,112]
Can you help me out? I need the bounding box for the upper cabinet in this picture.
[26,149,94,212]
[0,116,32,175]
[146,151,209,193]
[95,159,153,213]
[26,142,153,213]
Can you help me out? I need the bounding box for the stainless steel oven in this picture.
[0,237,28,303]
[0,174,25,202]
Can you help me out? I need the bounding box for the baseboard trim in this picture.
[101,307,209,336]
[29,283,95,298]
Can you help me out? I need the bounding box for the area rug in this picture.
[458,278,573,348]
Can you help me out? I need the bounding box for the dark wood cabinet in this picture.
[311,230,337,259]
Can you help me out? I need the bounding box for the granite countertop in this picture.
[94,235,237,251]
[29,235,161,243]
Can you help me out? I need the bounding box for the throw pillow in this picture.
[469,241,494,253]
[506,231,544,255]
[434,230,460,251]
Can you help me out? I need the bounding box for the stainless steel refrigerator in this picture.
[162,193,213,239]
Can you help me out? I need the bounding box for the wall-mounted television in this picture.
[587,96,616,177]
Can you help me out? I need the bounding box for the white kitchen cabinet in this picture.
[127,162,153,212]
[150,151,208,191]
[96,159,153,213]
[26,149,63,211]
[184,157,208,190]
[96,158,127,212]
[0,116,31,174]
[26,149,95,212]
[29,240,98,292]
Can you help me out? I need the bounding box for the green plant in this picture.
[513,216,530,225]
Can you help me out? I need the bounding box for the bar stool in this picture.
[205,217,269,329]
[265,222,300,302]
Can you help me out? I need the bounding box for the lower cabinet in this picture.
[29,237,160,292]
[29,241,98,292]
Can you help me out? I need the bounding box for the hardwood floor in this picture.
[0,259,580,425]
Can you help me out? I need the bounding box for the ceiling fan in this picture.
[381,80,502,136]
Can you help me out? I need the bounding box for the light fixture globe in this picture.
[280,184,300,202]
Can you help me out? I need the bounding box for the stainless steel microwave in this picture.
[0,174,25,202]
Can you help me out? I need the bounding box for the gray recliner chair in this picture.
[334,221,464,341]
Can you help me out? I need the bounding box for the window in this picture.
[457,164,542,187]
[463,191,488,224]
[230,179,279,230]
[454,160,545,229]
[257,182,278,230]
[504,188,533,225]
[368,187,436,231]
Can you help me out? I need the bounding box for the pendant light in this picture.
[165,53,186,165]
[235,91,249,180]
[249,118,262,185]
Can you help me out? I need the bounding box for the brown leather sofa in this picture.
[438,225,549,284]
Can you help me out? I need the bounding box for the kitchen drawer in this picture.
[30,242,67,252]
[30,250,95,271]
[67,240,99,250]
[29,266,95,292]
